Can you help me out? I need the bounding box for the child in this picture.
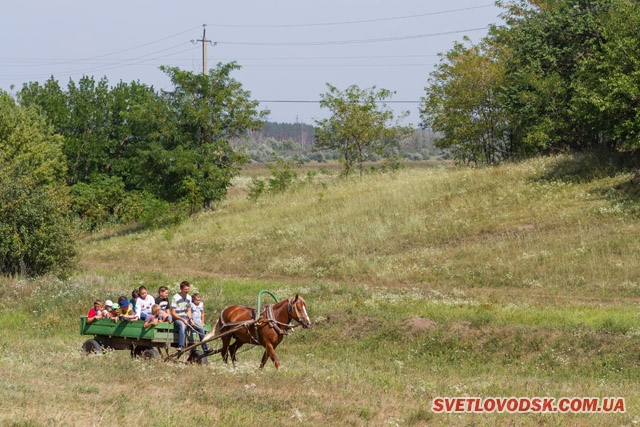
[117,296,139,321]
[135,286,155,321]
[129,289,140,311]
[87,300,104,324]
[102,300,113,318]
[155,286,172,323]
[143,304,162,328]
[190,293,209,352]
[109,303,120,322]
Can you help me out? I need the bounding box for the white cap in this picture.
[105,300,113,308]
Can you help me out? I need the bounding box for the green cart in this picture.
[80,317,211,364]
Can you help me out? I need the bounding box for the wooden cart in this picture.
[80,317,212,364]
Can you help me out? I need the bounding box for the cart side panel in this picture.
[80,317,211,346]
[80,317,160,339]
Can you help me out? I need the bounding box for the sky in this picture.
[0,0,503,126]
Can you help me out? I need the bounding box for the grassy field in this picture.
[2,155,640,426]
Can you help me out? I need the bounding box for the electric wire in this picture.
[216,27,489,46]
[209,4,495,28]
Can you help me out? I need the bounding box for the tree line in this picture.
[1,63,267,275]
[4,0,639,276]
[421,0,640,165]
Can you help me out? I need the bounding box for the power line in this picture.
[2,45,198,80]
[217,27,489,46]
[0,54,441,66]
[37,25,203,67]
[209,4,495,28]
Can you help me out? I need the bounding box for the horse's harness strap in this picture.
[256,301,296,337]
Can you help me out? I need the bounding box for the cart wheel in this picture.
[142,348,160,360]
[188,350,208,365]
[81,339,102,356]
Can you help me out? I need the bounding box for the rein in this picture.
[218,297,306,345]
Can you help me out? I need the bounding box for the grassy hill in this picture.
[2,155,640,426]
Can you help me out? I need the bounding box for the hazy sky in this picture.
[0,0,503,125]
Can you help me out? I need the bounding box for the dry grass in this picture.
[2,155,640,425]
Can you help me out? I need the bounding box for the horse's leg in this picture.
[263,342,280,369]
[230,341,244,367]
[220,334,231,364]
[259,350,269,369]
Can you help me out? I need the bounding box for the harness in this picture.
[217,298,306,345]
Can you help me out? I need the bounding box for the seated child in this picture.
[143,304,162,328]
[129,289,139,312]
[117,296,139,321]
[87,300,104,323]
[109,303,120,322]
[102,300,114,319]
[155,286,173,323]
[135,286,155,321]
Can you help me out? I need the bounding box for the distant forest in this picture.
[239,121,442,163]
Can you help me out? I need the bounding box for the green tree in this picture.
[571,0,640,151]
[315,84,412,177]
[0,91,75,276]
[497,0,610,152]
[420,37,512,164]
[160,63,268,208]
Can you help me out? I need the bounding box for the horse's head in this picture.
[289,295,311,329]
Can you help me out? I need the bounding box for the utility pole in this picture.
[192,24,215,74]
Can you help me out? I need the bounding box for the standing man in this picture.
[171,281,194,351]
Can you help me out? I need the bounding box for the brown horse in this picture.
[214,295,311,369]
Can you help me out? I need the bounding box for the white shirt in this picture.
[135,294,156,318]
[190,301,204,327]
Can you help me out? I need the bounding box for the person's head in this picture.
[151,304,160,316]
[120,299,130,311]
[192,293,201,304]
[104,299,113,310]
[93,300,103,310]
[117,296,128,310]
[131,289,140,300]
[179,281,190,295]
[138,286,148,299]
[158,286,168,298]
[111,303,120,313]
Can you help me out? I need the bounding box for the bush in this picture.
[0,172,76,276]
[0,91,75,276]
[70,176,126,231]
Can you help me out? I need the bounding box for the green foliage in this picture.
[0,92,75,276]
[421,38,512,164]
[0,173,76,276]
[247,156,302,201]
[160,63,267,209]
[247,177,267,202]
[423,0,640,162]
[266,156,301,193]
[16,63,267,226]
[70,176,126,231]
[315,84,413,176]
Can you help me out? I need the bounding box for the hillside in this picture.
[3,155,640,426]
[80,155,640,294]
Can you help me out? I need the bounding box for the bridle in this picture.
[287,297,310,327]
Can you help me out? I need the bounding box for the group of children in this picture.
[86,281,209,351]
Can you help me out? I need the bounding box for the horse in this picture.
[214,295,311,369]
